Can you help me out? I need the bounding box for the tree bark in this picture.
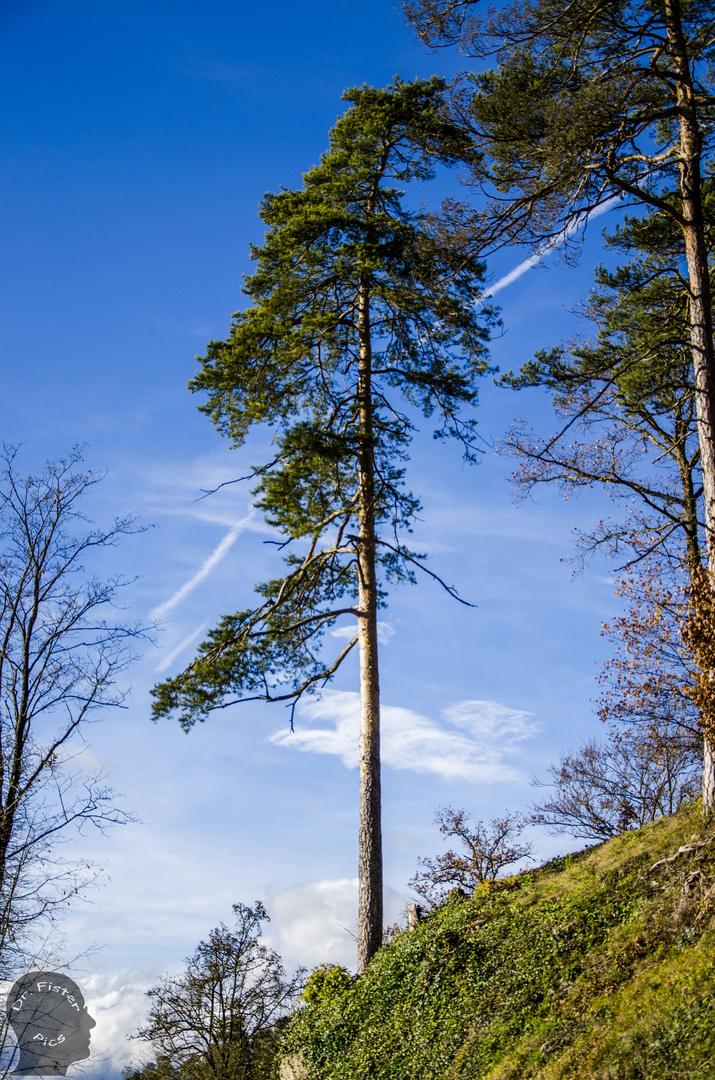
[703,737,715,816]
[356,271,383,972]
[665,0,715,814]
[673,415,702,575]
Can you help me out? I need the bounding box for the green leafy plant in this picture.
[302,965,354,1007]
[284,803,715,1079]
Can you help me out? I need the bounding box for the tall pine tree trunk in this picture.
[666,0,715,814]
[356,271,383,971]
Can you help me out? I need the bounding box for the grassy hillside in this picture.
[282,803,715,1079]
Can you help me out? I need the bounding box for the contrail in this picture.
[155,620,209,673]
[484,197,621,298]
[484,251,543,297]
[151,512,254,621]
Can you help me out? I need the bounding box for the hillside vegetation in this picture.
[283,803,715,1079]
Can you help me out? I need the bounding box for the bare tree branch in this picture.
[0,445,145,977]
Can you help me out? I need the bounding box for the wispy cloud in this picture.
[150,513,254,621]
[331,621,395,645]
[270,691,540,783]
[126,452,265,529]
[484,197,621,298]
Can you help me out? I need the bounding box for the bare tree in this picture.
[529,556,701,842]
[0,445,142,976]
[409,808,532,906]
[135,902,304,1080]
[531,723,700,843]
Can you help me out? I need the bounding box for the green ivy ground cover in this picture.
[283,804,715,1079]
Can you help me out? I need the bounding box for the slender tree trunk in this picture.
[673,418,702,575]
[356,271,383,972]
[665,0,715,814]
[703,739,715,813]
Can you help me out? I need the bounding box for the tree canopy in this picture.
[135,902,302,1080]
[152,77,493,729]
[402,0,715,809]
[152,77,496,968]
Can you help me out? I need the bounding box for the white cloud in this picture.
[266,878,358,970]
[265,878,405,972]
[269,691,540,783]
[442,699,539,743]
[331,621,395,645]
[81,972,156,1079]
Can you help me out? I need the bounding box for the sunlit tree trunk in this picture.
[356,270,383,971]
[666,0,715,814]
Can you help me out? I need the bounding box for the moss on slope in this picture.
[283,803,715,1079]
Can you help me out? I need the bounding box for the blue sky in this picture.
[0,1,627,1074]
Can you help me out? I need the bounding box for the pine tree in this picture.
[152,77,495,970]
[404,0,715,809]
[502,206,702,570]
[500,205,713,801]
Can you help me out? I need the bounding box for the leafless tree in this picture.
[135,902,304,1080]
[0,445,143,977]
[531,723,701,843]
[409,807,532,906]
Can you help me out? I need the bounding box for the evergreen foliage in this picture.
[151,76,495,969]
[301,965,355,1008]
[151,76,494,729]
[404,0,715,256]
